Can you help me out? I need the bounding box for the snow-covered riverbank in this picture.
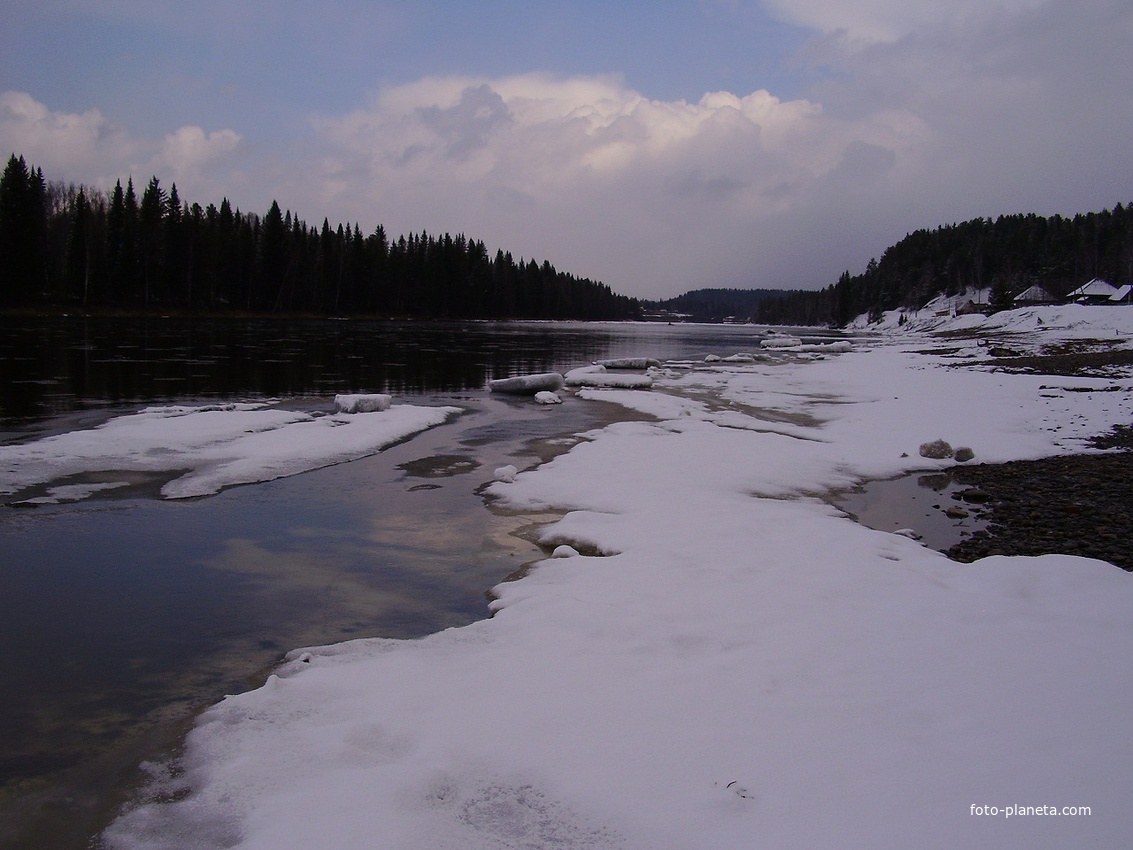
[97,305,1133,849]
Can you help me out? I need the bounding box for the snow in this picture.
[334,393,392,413]
[488,372,566,394]
[98,304,1133,849]
[593,357,662,369]
[0,400,460,500]
[564,364,654,389]
[493,464,519,483]
[534,390,563,405]
[759,334,802,348]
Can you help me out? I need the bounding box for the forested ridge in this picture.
[635,206,1133,327]
[749,206,1133,326]
[0,154,639,320]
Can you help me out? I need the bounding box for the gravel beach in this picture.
[945,348,1133,572]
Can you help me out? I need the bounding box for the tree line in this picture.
[642,288,789,323]
[750,206,1133,326]
[0,154,640,320]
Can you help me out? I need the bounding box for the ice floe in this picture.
[564,365,654,389]
[1,400,459,501]
[488,372,565,394]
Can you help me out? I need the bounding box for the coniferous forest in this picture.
[748,207,1133,326]
[0,154,640,321]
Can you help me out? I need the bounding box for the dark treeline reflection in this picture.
[0,316,630,421]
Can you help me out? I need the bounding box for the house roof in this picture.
[1014,285,1054,303]
[1068,277,1119,298]
[1110,284,1133,302]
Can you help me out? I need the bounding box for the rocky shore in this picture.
[946,442,1132,571]
[945,342,1133,571]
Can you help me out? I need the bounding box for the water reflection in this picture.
[834,470,990,553]
[0,316,844,423]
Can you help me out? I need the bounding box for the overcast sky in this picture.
[2,0,1130,299]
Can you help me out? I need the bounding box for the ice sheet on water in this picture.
[0,399,459,500]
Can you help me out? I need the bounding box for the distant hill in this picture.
[642,288,795,323]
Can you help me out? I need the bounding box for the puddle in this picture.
[833,470,991,553]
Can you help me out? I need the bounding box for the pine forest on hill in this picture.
[652,207,1133,326]
[0,154,639,321]
[747,207,1133,326]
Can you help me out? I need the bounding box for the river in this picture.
[0,316,843,849]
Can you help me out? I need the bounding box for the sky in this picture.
[2,0,1131,300]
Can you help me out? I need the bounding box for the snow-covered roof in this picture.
[1068,277,1119,298]
[1110,284,1133,302]
[1013,284,1054,303]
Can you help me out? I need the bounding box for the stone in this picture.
[953,446,975,462]
[919,439,954,459]
[958,488,991,503]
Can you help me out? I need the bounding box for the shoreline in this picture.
[947,446,1133,571]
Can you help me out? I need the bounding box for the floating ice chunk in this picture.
[565,365,653,389]
[803,341,852,353]
[494,464,518,482]
[534,391,562,405]
[760,335,803,349]
[488,372,565,394]
[334,393,392,413]
[722,353,757,363]
[704,354,722,362]
[594,357,661,369]
[893,528,923,540]
[551,544,580,558]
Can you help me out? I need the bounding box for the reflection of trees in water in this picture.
[0,318,610,420]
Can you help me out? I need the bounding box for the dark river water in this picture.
[1,316,838,849]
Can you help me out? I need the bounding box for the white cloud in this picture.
[307,73,925,295]
[159,126,243,180]
[0,90,136,177]
[0,90,244,203]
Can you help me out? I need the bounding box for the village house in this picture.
[1013,284,1056,306]
[1066,277,1120,304]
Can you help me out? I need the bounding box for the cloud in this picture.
[307,73,924,295]
[0,90,136,177]
[159,126,243,178]
[0,90,244,201]
[302,0,1130,299]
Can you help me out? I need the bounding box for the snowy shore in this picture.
[94,305,1133,849]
